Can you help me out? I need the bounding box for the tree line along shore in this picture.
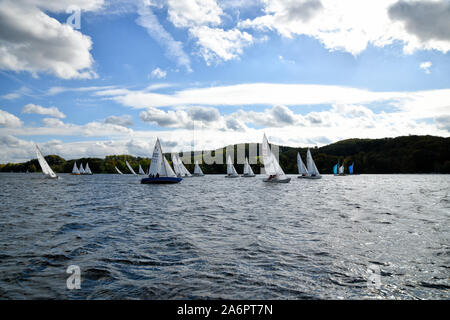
[1,135,449,174]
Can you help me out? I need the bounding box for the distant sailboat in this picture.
[225,155,239,178]
[126,160,137,175]
[333,162,338,175]
[84,162,93,175]
[348,162,354,175]
[35,144,58,179]
[242,157,255,177]
[138,164,146,175]
[115,166,123,175]
[193,160,204,177]
[334,160,345,176]
[172,154,192,177]
[262,134,290,183]
[72,162,80,175]
[297,152,308,178]
[305,148,321,179]
[141,138,182,184]
[339,164,345,175]
[79,163,85,174]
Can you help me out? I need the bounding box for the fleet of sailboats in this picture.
[32,134,359,182]
[72,161,92,175]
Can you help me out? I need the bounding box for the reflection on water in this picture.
[0,173,448,299]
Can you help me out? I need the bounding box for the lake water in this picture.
[0,173,448,299]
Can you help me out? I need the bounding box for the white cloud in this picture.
[150,67,167,79]
[0,109,22,127]
[22,103,66,118]
[239,0,450,55]
[1,86,33,100]
[0,0,101,79]
[103,115,134,127]
[190,26,253,64]
[136,2,192,72]
[419,61,432,74]
[167,0,223,28]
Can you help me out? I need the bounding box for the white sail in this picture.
[179,156,192,176]
[171,154,182,176]
[339,165,344,174]
[79,163,85,174]
[72,162,80,174]
[148,138,176,177]
[126,160,137,175]
[194,160,204,176]
[115,166,123,174]
[35,144,57,178]
[243,157,255,176]
[306,149,320,177]
[262,134,287,179]
[247,158,255,176]
[226,155,239,176]
[297,152,308,175]
[243,157,249,175]
[138,164,146,175]
[85,162,92,175]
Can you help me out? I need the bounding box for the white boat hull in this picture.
[263,177,291,183]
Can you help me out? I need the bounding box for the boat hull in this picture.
[263,177,291,183]
[242,174,256,177]
[304,175,322,179]
[297,175,308,178]
[141,177,182,184]
[225,175,239,178]
[193,174,204,177]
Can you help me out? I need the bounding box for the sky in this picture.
[0,0,449,163]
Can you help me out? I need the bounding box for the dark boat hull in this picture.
[141,177,182,184]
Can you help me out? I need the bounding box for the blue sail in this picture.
[349,163,354,174]
[333,164,338,174]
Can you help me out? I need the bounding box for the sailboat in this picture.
[72,162,80,175]
[141,138,182,184]
[333,160,346,176]
[297,152,308,178]
[84,162,93,175]
[126,160,137,175]
[261,134,291,183]
[35,144,58,179]
[172,154,192,177]
[79,163,85,174]
[138,164,146,175]
[348,162,354,175]
[305,148,321,179]
[242,157,255,177]
[115,166,123,175]
[193,159,204,176]
[225,155,239,178]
